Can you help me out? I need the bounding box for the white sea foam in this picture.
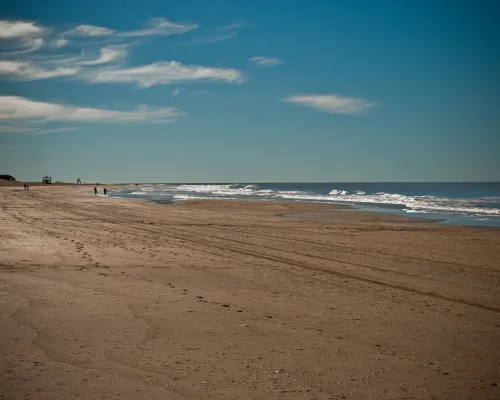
[322,192,500,216]
[111,184,500,217]
[173,194,237,201]
[329,189,348,195]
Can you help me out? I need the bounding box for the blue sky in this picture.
[0,0,498,183]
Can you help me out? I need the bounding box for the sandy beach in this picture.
[0,185,499,400]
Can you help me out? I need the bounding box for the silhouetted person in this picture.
[24,184,26,191]
[103,188,107,195]
[94,186,97,195]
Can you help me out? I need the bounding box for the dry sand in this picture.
[0,186,499,400]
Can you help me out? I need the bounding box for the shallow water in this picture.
[110,182,500,227]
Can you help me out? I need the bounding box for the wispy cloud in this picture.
[50,38,69,48]
[63,25,114,37]
[0,60,78,80]
[62,18,197,38]
[0,96,183,134]
[34,127,79,135]
[119,18,197,37]
[172,87,181,96]
[283,94,377,115]
[0,18,235,89]
[182,31,237,46]
[0,20,45,38]
[0,20,46,55]
[3,37,45,55]
[84,61,243,88]
[0,41,242,87]
[78,46,127,66]
[217,21,246,31]
[250,56,284,67]
[0,126,78,135]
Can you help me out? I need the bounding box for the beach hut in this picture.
[42,176,52,184]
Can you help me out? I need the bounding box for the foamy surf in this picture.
[109,182,500,226]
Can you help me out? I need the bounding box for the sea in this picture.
[110,182,500,227]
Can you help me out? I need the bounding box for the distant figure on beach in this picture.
[77,178,81,184]
[103,188,107,195]
[94,186,97,195]
[27,184,30,191]
[24,184,27,191]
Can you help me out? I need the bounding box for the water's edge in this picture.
[108,182,500,228]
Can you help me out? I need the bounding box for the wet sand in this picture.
[0,186,499,399]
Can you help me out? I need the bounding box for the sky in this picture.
[0,0,498,183]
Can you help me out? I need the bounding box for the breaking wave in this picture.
[110,183,500,218]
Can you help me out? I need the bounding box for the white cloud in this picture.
[39,51,86,65]
[0,96,183,134]
[3,37,45,54]
[119,18,197,37]
[36,127,78,134]
[62,18,196,38]
[182,31,237,46]
[79,46,127,66]
[250,56,284,67]
[0,20,44,38]
[63,25,115,37]
[284,94,377,115]
[85,61,243,88]
[0,18,245,93]
[0,60,78,80]
[0,126,78,135]
[50,38,69,48]
[217,22,245,30]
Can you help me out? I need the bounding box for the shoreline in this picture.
[126,195,496,229]
[106,183,500,229]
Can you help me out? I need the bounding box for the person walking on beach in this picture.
[103,188,107,195]
[94,186,97,195]
[24,184,26,191]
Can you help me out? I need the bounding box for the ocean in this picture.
[110,182,500,227]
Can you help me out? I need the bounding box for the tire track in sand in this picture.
[20,191,500,314]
